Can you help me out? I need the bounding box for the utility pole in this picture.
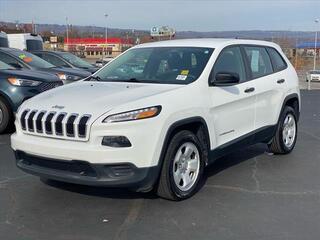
[66,17,69,52]
[104,13,108,57]
[313,19,319,71]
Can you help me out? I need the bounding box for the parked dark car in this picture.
[32,50,99,74]
[0,48,91,84]
[0,60,63,133]
[0,31,8,48]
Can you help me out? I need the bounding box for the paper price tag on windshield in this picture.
[251,50,260,73]
[176,75,188,80]
[23,57,33,63]
[18,54,26,59]
[181,70,189,75]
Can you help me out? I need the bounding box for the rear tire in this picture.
[0,98,12,134]
[156,130,206,200]
[269,106,298,154]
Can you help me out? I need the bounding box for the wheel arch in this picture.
[0,90,14,112]
[153,117,211,187]
[280,93,300,122]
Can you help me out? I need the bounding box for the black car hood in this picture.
[41,67,91,78]
[0,69,61,82]
[80,67,99,74]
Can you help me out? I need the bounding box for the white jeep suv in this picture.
[11,39,300,200]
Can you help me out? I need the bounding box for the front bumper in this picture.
[14,151,158,191]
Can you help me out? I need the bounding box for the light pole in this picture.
[313,19,319,70]
[104,13,108,57]
[66,17,69,52]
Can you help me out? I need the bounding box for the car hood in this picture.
[80,66,99,74]
[37,67,91,78]
[23,81,183,117]
[52,67,92,77]
[0,69,60,82]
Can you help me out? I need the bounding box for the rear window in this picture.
[244,46,273,79]
[0,37,8,48]
[26,40,43,51]
[267,48,287,72]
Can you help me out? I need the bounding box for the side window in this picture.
[213,46,246,82]
[40,53,69,67]
[0,52,25,69]
[244,46,273,78]
[267,47,287,72]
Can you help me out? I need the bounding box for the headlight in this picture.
[66,75,82,81]
[56,73,67,80]
[7,78,41,87]
[103,106,162,123]
[56,73,82,81]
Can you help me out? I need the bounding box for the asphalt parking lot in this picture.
[0,89,320,240]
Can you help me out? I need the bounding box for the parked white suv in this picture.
[11,39,300,200]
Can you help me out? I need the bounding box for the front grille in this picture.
[39,81,63,92]
[20,109,91,141]
[78,115,91,138]
[66,114,78,137]
[55,113,66,136]
[45,112,56,134]
[36,111,46,133]
[20,109,30,130]
[27,110,37,132]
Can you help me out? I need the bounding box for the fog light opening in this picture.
[102,136,132,148]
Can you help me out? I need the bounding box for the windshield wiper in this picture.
[122,78,142,83]
[121,78,161,83]
[87,75,102,81]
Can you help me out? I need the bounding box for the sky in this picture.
[0,0,319,32]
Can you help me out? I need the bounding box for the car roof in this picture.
[33,50,61,54]
[133,38,281,49]
[0,47,24,54]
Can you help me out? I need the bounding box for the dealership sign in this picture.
[150,26,175,37]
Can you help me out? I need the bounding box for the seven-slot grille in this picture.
[20,109,91,141]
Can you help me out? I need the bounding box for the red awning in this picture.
[65,37,133,45]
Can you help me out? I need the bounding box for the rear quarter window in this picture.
[267,47,288,72]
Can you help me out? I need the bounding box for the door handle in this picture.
[277,79,285,84]
[244,87,255,93]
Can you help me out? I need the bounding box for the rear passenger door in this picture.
[243,46,287,130]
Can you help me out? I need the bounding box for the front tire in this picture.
[0,98,12,134]
[269,106,298,154]
[156,130,206,200]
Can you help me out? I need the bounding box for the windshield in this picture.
[0,37,8,48]
[26,39,43,51]
[10,50,55,69]
[93,47,214,84]
[0,60,14,70]
[58,52,93,68]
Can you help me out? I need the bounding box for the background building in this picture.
[64,37,134,58]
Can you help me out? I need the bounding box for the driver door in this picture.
[208,46,256,147]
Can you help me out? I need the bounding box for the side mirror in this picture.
[210,72,240,86]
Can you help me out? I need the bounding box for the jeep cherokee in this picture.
[11,39,300,200]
